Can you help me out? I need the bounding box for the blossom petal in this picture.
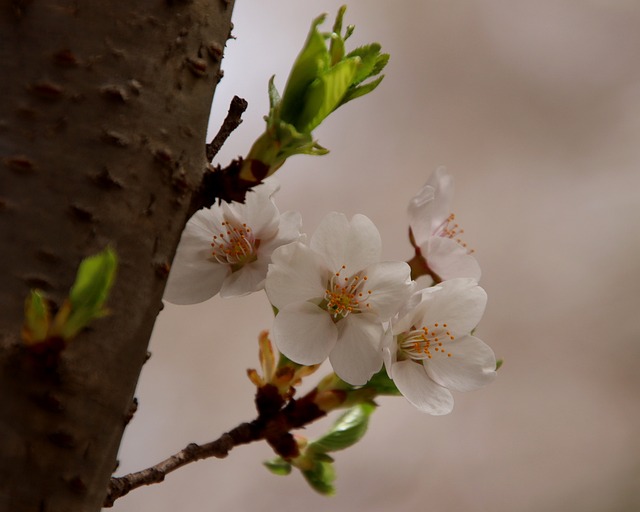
[163,256,229,305]
[311,212,381,272]
[265,242,326,309]
[329,315,384,385]
[219,260,269,298]
[391,359,454,415]
[400,278,487,336]
[163,213,230,304]
[362,261,413,320]
[232,180,280,238]
[408,168,454,246]
[425,335,497,392]
[425,167,454,231]
[310,212,349,270]
[425,237,481,282]
[259,211,303,256]
[407,183,435,247]
[273,302,337,365]
[188,205,226,240]
[381,326,397,371]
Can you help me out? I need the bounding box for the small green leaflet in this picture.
[63,247,118,339]
[308,402,376,453]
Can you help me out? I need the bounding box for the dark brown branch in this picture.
[103,422,260,507]
[188,96,256,212]
[206,95,248,162]
[103,385,327,507]
[189,157,260,214]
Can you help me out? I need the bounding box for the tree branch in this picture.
[103,422,260,507]
[188,158,256,214]
[206,95,248,162]
[104,385,327,507]
[188,95,256,211]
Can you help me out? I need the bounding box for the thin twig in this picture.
[103,422,260,507]
[103,386,326,507]
[206,95,248,162]
[188,96,251,212]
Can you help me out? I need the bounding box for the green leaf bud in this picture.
[239,5,389,182]
[263,457,292,476]
[301,460,336,496]
[279,13,330,126]
[60,247,118,339]
[22,290,51,345]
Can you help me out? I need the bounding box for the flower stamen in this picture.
[434,213,475,254]
[399,323,455,360]
[323,265,373,319]
[211,219,259,270]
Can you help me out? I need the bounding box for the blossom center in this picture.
[434,213,474,253]
[398,323,455,360]
[323,265,372,320]
[210,219,260,271]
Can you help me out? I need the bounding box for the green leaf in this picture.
[365,367,401,396]
[62,247,118,339]
[263,457,292,476]
[289,140,329,157]
[272,121,328,161]
[270,118,309,150]
[345,44,382,85]
[344,24,355,41]
[339,75,385,108]
[496,359,504,371]
[329,5,347,64]
[309,403,375,453]
[314,453,335,463]
[23,290,51,344]
[331,4,347,35]
[371,52,390,76]
[329,33,345,66]
[69,247,117,308]
[297,57,360,132]
[301,460,336,496]
[267,75,281,113]
[280,14,330,125]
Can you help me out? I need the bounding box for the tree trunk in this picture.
[0,1,235,510]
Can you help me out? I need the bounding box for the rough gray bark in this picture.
[0,1,235,510]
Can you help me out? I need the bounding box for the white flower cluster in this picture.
[164,170,496,414]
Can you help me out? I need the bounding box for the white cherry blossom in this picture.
[383,278,496,414]
[408,167,481,281]
[265,212,412,385]
[164,180,302,304]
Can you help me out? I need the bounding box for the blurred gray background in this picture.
[110,1,640,511]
